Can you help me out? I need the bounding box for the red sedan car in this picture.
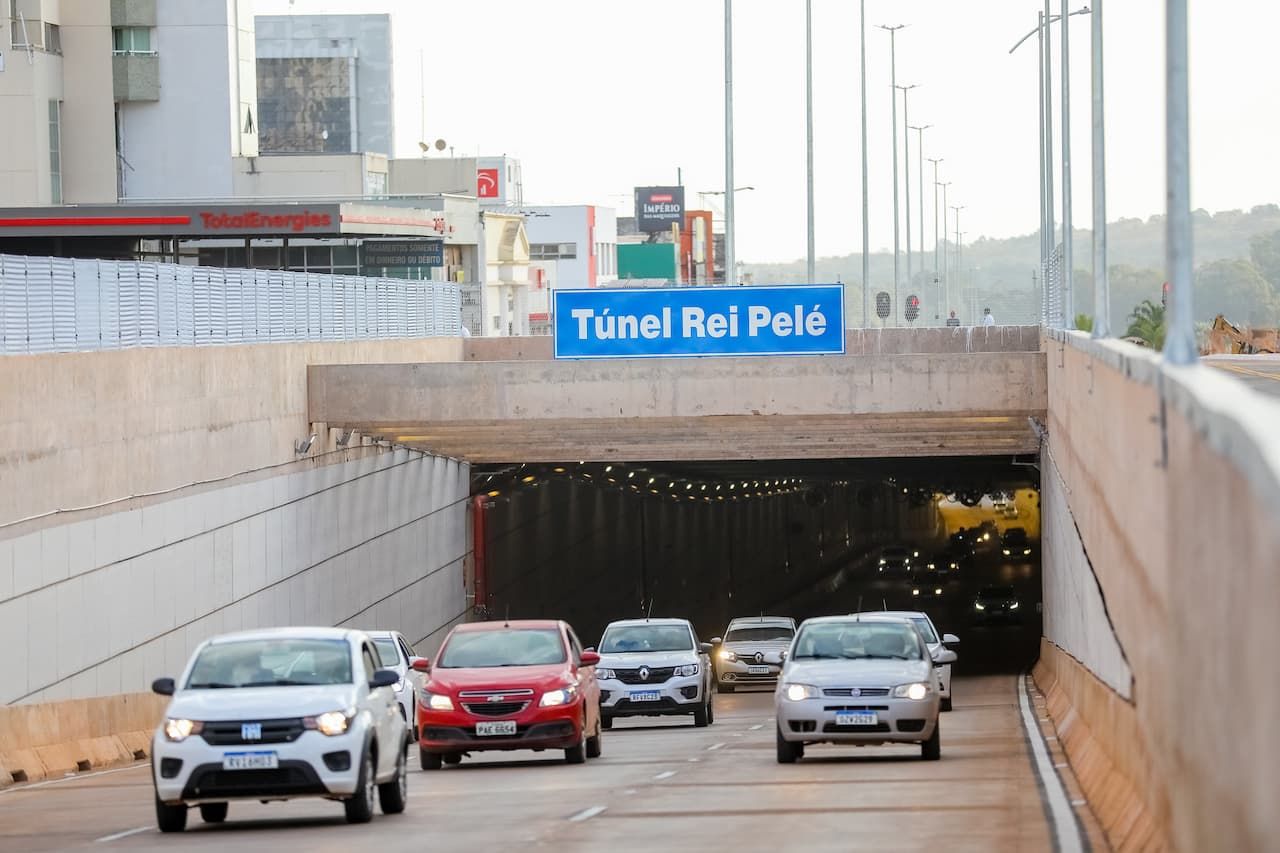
[414,620,603,768]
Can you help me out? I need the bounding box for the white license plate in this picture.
[221,751,278,770]
[475,720,517,737]
[835,711,878,727]
[747,665,771,675]
[630,690,661,703]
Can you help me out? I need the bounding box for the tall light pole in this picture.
[1091,0,1109,337]
[951,204,965,318]
[805,0,816,283]
[910,123,932,313]
[937,180,950,310]
[724,0,735,285]
[1060,0,1074,327]
[1163,0,1196,363]
[898,84,918,299]
[1043,0,1056,325]
[927,156,943,318]
[1038,12,1048,323]
[860,0,870,327]
[879,24,906,323]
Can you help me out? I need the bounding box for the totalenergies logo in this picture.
[199,210,333,233]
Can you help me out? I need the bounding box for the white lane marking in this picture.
[1054,762,1068,769]
[653,771,677,781]
[1071,799,1087,807]
[0,764,148,796]
[687,757,701,763]
[706,742,726,751]
[95,826,150,843]
[568,805,607,823]
[749,724,764,731]
[1018,675,1085,853]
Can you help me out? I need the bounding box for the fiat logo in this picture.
[639,667,650,681]
[850,688,862,697]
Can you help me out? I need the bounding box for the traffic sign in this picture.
[905,294,920,322]
[875,291,891,320]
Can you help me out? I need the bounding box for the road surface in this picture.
[1205,354,1280,398]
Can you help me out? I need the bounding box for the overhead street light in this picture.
[879,23,907,323]
[725,0,736,285]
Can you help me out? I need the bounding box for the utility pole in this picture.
[860,0,870,327]
[1163,0,1196,363]
[724,0,735,286]
[1060,0,1074,327]
[938,181,950,310]
[951,205,965,318]
[805,0,816,283]
[1043,0,1056,325]
[927,156,943,318]
[879,24,906,323]
[898,84,918,299]
[1091,0,1109,337]
[910,123,932,314]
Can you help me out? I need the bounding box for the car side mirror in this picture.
[579,651,601,667]
[932,649,958,665]
[152,677,175,696]
[942,633,960,645]
[709,637,723,645]
[410,657,431,673]
[584,647,596,653]
[370,669,399,689]
[698,643,713,654]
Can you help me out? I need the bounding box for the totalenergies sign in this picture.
[635,186,685,233]
[199,209,333,233]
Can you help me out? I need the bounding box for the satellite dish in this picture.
[435,139,447,151]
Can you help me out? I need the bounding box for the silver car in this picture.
[367,631,427,740]
[852,611,959,711]
[774,615,956,763]
[715,616,796,692]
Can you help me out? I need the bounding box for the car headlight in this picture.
[719,650,737,662]
[540,685,578,707]
[425,692,454,711]
[1023,548,1032,555]
[912,588,920,596]
[783,683,820,702]
[675,663,699,677]
[1010,601,1020,609]
[949,562,958,570]
[304,710,353,737]
[934,588,942,595]
[926,563,936,571]
[879,558,886,565]
[596,668,617,680]
[892,682,930,700]
[975,602,986,610]
[1002,548,1011,555]
[163,718,203,742]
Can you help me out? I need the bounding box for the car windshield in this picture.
[883,548,908,558]
[725,626,794,643]
[910,618,939,644]
[979,586,1016,598]
[792,622,923,661]
[599,625,693,653]
[373,638,401,668]
[1003,528,1028,543]
[186,638,352,688]
[436,629,566,668]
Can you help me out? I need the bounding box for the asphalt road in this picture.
[0,677,1061,852]
[1205,354,1280,397]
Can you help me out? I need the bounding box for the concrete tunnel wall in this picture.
[476,474,938,646]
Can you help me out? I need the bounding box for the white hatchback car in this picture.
[594,619,715,728]
[367,630,428,738]
[775,615,955,763]
[852,611,959,711]
[150,627,409,832]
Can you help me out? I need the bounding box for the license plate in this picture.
[835,711,878,726]
[222,751,278,770]
[475,720,517,737]
[630,690,660,703]
[747,665,770,675]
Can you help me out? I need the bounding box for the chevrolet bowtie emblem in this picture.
[487,695,505,702]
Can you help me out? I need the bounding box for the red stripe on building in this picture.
[0,216,191,228]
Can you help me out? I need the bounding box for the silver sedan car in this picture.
[775,615,956,763]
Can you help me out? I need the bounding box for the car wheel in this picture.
[586,717,603,759]
[707,695,715,725]
[344,747,377,824]
[155,795,188,833]
[565,727,587,765]
[377,743,408,815]
[601,714,613,731]
[921,721,941,761]
[693,698,709,728]
[719,683,735,694]
[442,753,462,766]
[198,802,228,824]
[776,726,801,764]
[941,696,953,712]
[420,747,442,770]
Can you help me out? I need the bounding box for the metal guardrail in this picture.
[0,254,462,354]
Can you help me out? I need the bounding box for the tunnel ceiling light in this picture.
[521,475,536,483]
[553,467,566,473]
[701,485,707,491]
[729,484,735,490]
[648,477,656,485]
[716,485,722,491]
[685,483,693,490]
[605,465,613,472]
[607,477,617,484]
[628,471,636,479]
[487,490,501,498]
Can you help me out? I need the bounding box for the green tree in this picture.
[1249,229,1280,289]
[1074,314,1094,333]
[1193,258,1277,325]
[1125,300,1166,349]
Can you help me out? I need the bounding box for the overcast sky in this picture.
[258,0,1280,265]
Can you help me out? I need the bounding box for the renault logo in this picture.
[754,652,764,664]
[639,666,650,681]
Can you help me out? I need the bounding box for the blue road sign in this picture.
[553,284,845,359]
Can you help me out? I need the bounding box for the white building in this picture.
[523,205,617,333]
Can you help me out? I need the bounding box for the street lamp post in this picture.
[898,84,919,300]
[927,156,943,318]
[951,204,965,318]
[1163,0,1196,363]
[1060,0,1074,328]
[724,0,735,285]
[937,181,950,309]
[805,0,815,284]
[1090,0,1110,337]
[860,0,870,327]
[910,123,932,315]
[879,24,906,323]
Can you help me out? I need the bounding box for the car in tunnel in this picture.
[594,618,715,728]
[1000,527,1034,560]
[775,615,955,763]
[149,627,409,832]
[853,611,960,711]
[716,616,796,692]
[877,545,916,573]
[973,585,1023,625]
[413,620,603,768]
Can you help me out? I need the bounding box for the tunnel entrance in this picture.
[470,456,1042,676]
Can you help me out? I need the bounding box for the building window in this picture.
[112,26,153,55]
[48,100,61,204]
[42,22,58,53]
[529,243,576,260]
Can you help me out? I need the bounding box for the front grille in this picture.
[200,718,305,746]
[181,761,326,799]
[462,701,529,718]
[823,705,890,712]
[789,720,817,733]
[458,689,535,698]
[822,722,892,734]
[822,688,890,698]
[614,667,676,685]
